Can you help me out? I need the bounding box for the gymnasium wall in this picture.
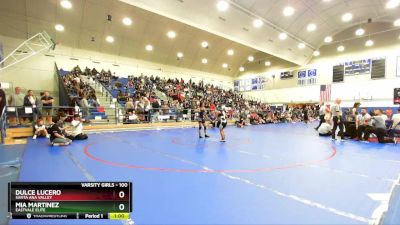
[238,42,400,107]
[0,35,58,93]
[2,33,400,108]
[0,34,234,100]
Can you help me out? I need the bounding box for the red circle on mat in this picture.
[83,142,337,173]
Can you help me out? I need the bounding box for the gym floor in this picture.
[4,122,400,225]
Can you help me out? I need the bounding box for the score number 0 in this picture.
[117,183,129,211]
[118,191,125,211]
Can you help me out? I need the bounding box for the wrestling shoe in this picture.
[199,135,203,138]
[205,135,210,138]
[32,135,37,140]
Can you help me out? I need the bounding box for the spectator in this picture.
[23,90,39,123]
[151,98,160,122]
[364,109,395,144]
[70,114,88,140]
[32,118,50,140]
[41,91,54,124]
[392,108,400,128]
[124,111,139,124]
[48,116,72,146]
[161,101,170,115]
[355,108,372,141]
[7,87,25,125]
[125,98,135,112]
[80,94,90,123]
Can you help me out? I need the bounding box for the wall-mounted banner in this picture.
[234,76,268,92]
[297,69,317,86]
[344,59,371,76]
[307,69,317,85]
[280,71,293,79]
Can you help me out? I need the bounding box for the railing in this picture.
[3,105,242,127]
[93,78,118,105]
[0,107,7,143]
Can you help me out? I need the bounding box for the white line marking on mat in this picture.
[138,144,372,224]
[218,171,372,224]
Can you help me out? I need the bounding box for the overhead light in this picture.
[341,13,353,22]
[145,44,153,51]
[248,56,254,62]
[265,61,271,66]
[227,49,234,55]
[253,19,263,28]
[222,63,228,68]
[239,67,245,72]
[167,31,176,39]
[298,43,306,49]
[283,6,295,16]
[202,58,208,64]
[365,40,374,47]
[122,17,132,26]
[337,45,345,52]
[307,23,317,32]
[394,19,400,26]
[279,33,287,40]
[201,41,209,48]
[216,0,229,11]
[386,0,400,9]
[54,24,64,32]
[177,52,183,58]
[323,0,332,2]
[355,28,365,36]
[313,51,320,56]
[324,36,333,43]
[60,0,72,9]
[105,36,114,43]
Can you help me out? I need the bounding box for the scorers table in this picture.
[8,182,132,220]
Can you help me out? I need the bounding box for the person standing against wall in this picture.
[331,98,344,140]
[23,90,39,123]
[41,91,54,124]
[8,87,25,125]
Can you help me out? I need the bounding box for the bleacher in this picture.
[58,69,108,121]
[103,77,135,105]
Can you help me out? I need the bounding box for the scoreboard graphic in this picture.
[8,182,132,220]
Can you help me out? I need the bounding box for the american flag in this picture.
[320,84,331,102]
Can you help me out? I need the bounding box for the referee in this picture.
[331,98,344,140]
